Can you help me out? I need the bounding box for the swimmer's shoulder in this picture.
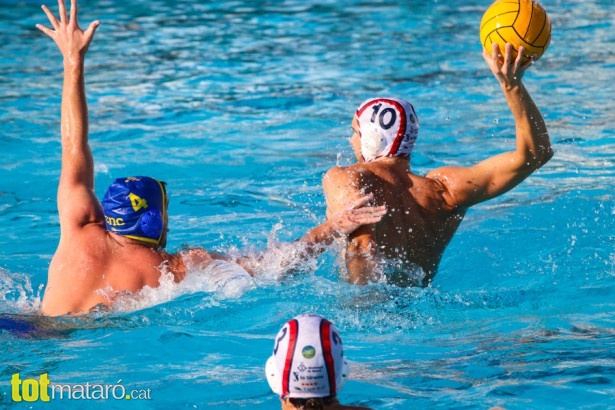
[324,163,378,189]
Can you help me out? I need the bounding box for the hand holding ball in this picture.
[480,0,551,63]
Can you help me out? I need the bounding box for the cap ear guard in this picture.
[359,125,387,162]
[139,209,163,239]
[265,355,282,395]
[338,358,349,391]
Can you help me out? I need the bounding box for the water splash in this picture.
[0,267,41,314]
[224,223,323,282]
[109,260,256,313]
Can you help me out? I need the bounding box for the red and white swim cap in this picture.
[265,313,348,399]
[355,97,419,162]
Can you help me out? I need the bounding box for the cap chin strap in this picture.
[265,356,350,397]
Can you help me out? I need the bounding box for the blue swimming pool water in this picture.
[1,0,614,408]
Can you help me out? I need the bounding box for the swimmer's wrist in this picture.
[500,81,523,93]
[329,220,348,239]
[63,56,85,70]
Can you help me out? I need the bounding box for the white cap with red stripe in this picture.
[265,313,349,399]
[355,97,419,162]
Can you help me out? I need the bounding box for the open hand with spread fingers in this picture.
[329,194,387,237]
[36,0,100,65]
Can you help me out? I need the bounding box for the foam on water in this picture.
[0,268,41,314]
[106,260,256,314]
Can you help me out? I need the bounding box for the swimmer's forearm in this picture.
[299,220,342,253]
[298,197,386,254]
[36,0,100,188]
[502,84,553,168]
[60,59,94,188]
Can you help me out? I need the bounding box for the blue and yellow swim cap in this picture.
[101,176,167,246]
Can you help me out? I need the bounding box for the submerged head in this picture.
[101,176,168,248]
[265,313,349,407]
[351,97,419,162]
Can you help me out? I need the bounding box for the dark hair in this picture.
[286,396,336,410]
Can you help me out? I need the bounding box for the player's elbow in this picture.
[540,145,554,166]
[524,143,553,171]
[532,145,554,169]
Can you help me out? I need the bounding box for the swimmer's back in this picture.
[324,158,465,282]
[43,223,179,316]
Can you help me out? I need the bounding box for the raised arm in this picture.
[428,43,553,208]
[37,0,101,233]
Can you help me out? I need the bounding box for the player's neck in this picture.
[107,232,159,249]
[373,156,411,170]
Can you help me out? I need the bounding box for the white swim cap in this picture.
[355,97,419,162]
[265,313,349,399]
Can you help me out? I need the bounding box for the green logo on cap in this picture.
[302,346,316,359]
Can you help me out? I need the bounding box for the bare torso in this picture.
[42,223,187,316]
[324,159,466,285]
